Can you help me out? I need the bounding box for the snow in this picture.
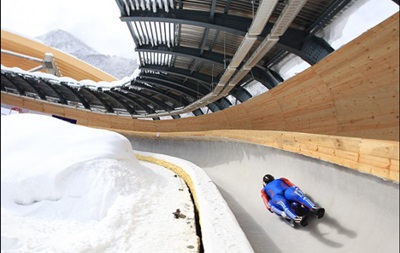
[270,0,398,80]
[0,65,123,90]
[1,113,253,252]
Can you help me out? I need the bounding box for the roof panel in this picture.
[1,0,358,119]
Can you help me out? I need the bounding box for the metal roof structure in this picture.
[2,0,367,120]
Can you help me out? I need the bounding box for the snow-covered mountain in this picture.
[36,29,138,80]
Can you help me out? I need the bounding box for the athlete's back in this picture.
[263,178,290,198]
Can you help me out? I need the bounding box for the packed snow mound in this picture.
[1,113,199,253]
[1,113,157,221]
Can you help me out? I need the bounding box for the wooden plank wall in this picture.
[117,129,399,182]
[2,13,399,181]
[3,13,398,140]
[1,30,117,82]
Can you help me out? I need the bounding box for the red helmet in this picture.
[263,174,275,187]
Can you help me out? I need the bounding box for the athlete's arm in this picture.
[281,177,295,187]
[261,189,273,213]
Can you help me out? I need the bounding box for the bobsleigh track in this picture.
[126,136,399,253]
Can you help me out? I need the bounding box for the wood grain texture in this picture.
[121,129,399,182]
[2,13,399,182]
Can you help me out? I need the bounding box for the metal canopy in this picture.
[1,0,358,120]
[114,0,355,119]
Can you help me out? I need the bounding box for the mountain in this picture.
[36,29,138,80]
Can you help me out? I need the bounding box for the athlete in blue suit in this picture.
[261,174,325,226]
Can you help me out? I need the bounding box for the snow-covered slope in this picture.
[36,29,138,80]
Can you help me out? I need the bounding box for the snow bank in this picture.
[136,151,255,253]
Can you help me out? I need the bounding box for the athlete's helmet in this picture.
[263,174,275,187]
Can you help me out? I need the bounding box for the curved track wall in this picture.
[2,13,399,182]
[126,137,399,253]
[2,13,398,141]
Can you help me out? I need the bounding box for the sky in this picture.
[0,0,137,59]
[1,0,398,62]
[1,113,254,252]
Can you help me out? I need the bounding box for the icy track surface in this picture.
[125,136,399,253]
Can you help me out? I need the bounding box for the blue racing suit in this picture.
[261,178,317,220]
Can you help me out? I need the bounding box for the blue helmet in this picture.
[263,174,274,187]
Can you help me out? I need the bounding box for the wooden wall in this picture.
[2,13,398,140]
[2,13,399,181]
[118,129,399,182]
